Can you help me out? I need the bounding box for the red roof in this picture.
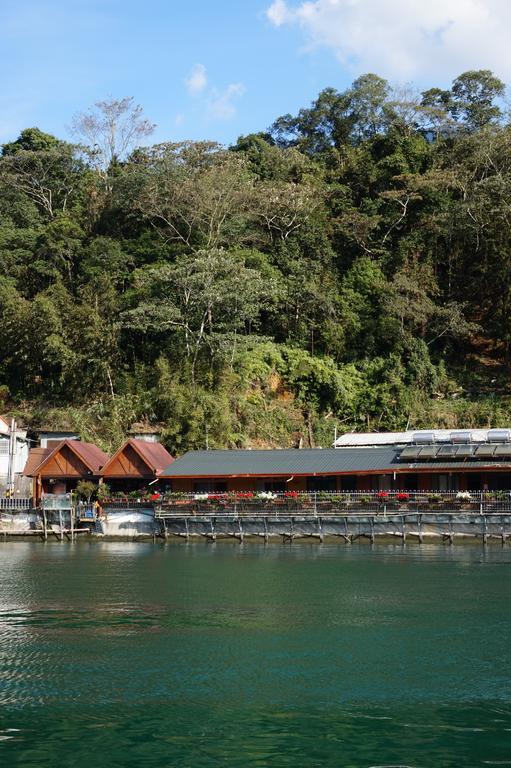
[23,440,108,477]
[101,439,174,478]
[23,447,53,476]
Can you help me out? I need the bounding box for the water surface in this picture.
[0,541,510,766]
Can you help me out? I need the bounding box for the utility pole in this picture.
[7,418,16,497]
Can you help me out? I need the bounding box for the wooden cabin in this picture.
[100,439,174,493]
[159,429,511,494]
[23,440,108,503]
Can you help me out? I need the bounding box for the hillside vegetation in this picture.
[2,72,511,452]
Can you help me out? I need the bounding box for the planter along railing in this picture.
[154,491,511,516]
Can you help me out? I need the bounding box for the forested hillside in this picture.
[2,71,511,452]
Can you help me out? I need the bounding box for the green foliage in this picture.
[74,480,97,502]
[1,75,511,451]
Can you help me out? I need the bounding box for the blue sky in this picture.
[1,0,509,147]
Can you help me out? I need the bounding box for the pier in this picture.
[154,491,511,545]
[2,491,511,543]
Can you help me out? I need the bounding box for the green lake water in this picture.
[0,541,510,767]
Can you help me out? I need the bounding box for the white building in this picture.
[334,429,503,447]
[0,416,30,493]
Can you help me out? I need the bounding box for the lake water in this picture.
[0,541,510,767]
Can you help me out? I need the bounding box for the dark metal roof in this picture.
[160,446,511,478]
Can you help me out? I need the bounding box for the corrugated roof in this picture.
[160,448,400,477]
[334,429,493,446]
[23,447,52,476]
[102,439,173,477]
[133,440,173,473]
[70,441,109,473]
[160,447,511,478]
[24,440,108,477]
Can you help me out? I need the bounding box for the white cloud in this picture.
[265,0,511,80]
[208,83,246,121]
[185,63,208,95]
[266,0,291,26]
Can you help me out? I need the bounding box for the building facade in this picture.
[101,439,173,492]
[24,440,108,503]
[159,430,511,493]
[0,416,30,494]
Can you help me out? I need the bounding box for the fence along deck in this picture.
[154,490,511,517]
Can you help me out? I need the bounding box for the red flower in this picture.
[377,491,389,499]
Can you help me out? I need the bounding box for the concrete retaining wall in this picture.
[160,513,511,543]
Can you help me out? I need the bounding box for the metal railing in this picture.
[152,490,511,517]
[0,497,33,510]
[41,494,73,510]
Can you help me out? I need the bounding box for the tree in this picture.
[0,142,82,219]
[2,127,62,156]
[135,142,254,251]
[123,249,268,380]
[451,70,505,130]
[72,97,155,178]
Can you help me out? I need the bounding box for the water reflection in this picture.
[0,542,510,765]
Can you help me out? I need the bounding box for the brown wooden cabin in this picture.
[23,440,109,504]
[100,439,174,493]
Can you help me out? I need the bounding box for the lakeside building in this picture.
[38,429,80,449]
[0,416,30,493]
[159,429,511,493]
[127,422,164,443]
[24,440,108,503]
[101,439,174,493]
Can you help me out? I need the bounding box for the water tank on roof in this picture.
[487,429,511,443]
[450,430,473,444]
[412,431,436,444]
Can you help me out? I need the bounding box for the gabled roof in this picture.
[0,416,10,435]
[23,440,108,477]
[160,446,511,478]
[159,447,401,478]
[23,447,53,476]
[101,439,173,478]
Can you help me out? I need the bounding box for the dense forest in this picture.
[2,70,511,452]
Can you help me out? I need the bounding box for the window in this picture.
[264,481,286,493]
[0,440,9,456]
[307,476,337,492]
[402,474,418,491]
[193,481,227,493]
[431,474,459,492]
[341,475,357,491]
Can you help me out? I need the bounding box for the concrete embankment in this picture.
[2,506,511,543]
[160,513,511,544]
